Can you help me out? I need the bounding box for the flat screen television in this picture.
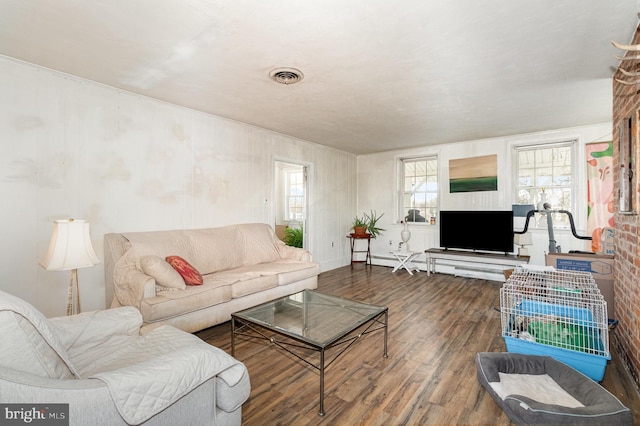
[439,210,514,254]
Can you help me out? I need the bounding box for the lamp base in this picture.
[66,269,80,316]
[517,247,529,257]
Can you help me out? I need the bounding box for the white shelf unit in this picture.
[425,248,529,280]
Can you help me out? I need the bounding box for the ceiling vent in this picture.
[269,67,304,85]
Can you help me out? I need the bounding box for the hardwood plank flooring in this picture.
[196,265,640,425]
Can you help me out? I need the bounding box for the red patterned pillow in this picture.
[165,256,203,285]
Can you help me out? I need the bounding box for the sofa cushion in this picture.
[237,223,281,265]
[185,227,245,274]
[141,279,232,322]
[241,260,320,286]
[276,264,321,286]
[230,275,279,298]
[123,230,195,261]
[166,255,203,285]
[139,255,186,290]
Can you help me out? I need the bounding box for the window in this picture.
[400,156,438,223]
[275,161,306,223]
[284,168,304,221]
[515,142,574,227]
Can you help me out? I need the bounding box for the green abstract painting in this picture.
[449,154,498,193]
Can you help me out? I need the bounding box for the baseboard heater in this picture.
[454,265,505,278]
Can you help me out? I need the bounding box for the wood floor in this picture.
[196,265,640,425]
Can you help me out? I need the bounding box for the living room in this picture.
[2,1,640,424]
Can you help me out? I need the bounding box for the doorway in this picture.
[274,161,307,248]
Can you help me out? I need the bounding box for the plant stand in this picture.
[347,233,372,266]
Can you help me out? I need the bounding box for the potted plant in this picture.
[352,215,368,236]
[351,210,386,238]
[364,210,385,238]
[283,225,303,248]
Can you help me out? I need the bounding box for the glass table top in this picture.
[232,290,387,347]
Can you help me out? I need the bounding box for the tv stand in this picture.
[441,248,509,256]
[425,248,529,277]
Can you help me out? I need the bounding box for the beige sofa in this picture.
[104,223,319,333]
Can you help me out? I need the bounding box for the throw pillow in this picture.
[139,255,186,290]
[166,255,203,285]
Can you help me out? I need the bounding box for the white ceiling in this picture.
[0,1,638,154]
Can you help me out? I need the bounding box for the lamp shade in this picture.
[40,219,100,270]
[513,232,533,246]
[512,204,535,217]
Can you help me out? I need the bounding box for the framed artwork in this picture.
[449,154,497,193]
[618,112,639,214]
[586,141,613,252]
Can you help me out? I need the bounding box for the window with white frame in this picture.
[515,142,574,227]
[400,156,438,223]
[284,168,304,221]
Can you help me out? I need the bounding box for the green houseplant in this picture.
[364,210,385,238]
[351,210,385,238]
[352,215,368,236]
[283,225,303,248]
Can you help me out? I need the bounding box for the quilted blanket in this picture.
[0,290,81,378]
[89,325,245,425]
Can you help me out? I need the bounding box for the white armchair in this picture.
[0,290,250,425]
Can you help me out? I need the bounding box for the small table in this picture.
[347,233,372,266]
[391,251,421,275]
[231,290,388,416]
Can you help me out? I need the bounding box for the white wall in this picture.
[357,124,613,273]
[0,54,614,315]
[0,56,356,316]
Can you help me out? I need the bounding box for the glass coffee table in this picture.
[231,290,388,416]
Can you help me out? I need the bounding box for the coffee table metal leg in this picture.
[231,317,236,357]
[319,349,325,416]
[383,310,388,358]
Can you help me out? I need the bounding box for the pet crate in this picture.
[500,266,610,381]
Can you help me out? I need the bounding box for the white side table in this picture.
[390,251,421,275]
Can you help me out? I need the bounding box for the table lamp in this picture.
[512,204,535,232]
[40,219,100,315]
[513,232,533,257]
